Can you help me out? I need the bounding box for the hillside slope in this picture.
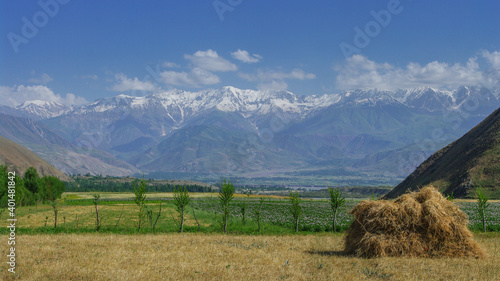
[0,136,71,181]
[384,107,500,199]
[0,113,141,177]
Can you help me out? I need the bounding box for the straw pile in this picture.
[344,186,486,258]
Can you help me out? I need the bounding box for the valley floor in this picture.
[1,233,499,280]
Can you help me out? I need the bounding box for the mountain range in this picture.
[1,85,499,186]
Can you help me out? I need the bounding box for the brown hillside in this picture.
[384,107,500,199]
[0,113,141,177]
[0,136,71,181]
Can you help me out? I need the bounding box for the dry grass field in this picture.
[1,233,498,280]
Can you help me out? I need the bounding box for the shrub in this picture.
[133,176,147,231]
[219,178,234,234]
[328,186,346,232]
[173,186,190,233]
[92,193,101,231]
[476,187,490,233]
[289,191,302,232]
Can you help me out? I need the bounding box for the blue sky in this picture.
[1,0,500,106]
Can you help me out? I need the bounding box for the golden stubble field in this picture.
[0,233,499,281]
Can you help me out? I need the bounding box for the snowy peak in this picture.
[401,88,454,111]
[332,86,499,112]
[15,100,71,120]
[1,85,499,122]
[19,100,66,109]
[76,87,337,120]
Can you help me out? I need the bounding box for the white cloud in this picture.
[283,69,316,80]
[28,72,53,84]
[257,80,288,91]
[112,49,316,90]
[191,68,220,85]
[239,68,315,91]
[481,50,500,87]
[63,93,88,105]
[482,50,500,70]
[160,71,195,86]
[0,85,88,107]
[335,54,486,90]
[184,49,237,72]
[160,68,220,87]
[162,61,180,68]
[231,49,262,63]
[242,68,316,81]
[159,49,236,87]
[264,69,311,80]
[111,73,158,92]
[112,50,234,89]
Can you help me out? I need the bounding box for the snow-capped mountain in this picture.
[66,85,500,123]
[332,86,499,111]
[0,100,71,121]
[1,85,499,184]
[74,86,338,122]
[2,85,498,122]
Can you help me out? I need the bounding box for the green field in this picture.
[2,192,499,235]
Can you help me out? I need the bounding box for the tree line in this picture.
[0,165,65,207]
[65,176,214,193]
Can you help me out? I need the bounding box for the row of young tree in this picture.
[0,165,65,207]
[91,176,194,233]
[89,178,346,234]
[217,180,348,233]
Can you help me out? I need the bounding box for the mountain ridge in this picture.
[3,85,498,122]
[1,85,499,185]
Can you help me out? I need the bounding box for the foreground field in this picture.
[1,233,499,280]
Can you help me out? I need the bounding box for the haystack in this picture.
[344,186,486,258]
